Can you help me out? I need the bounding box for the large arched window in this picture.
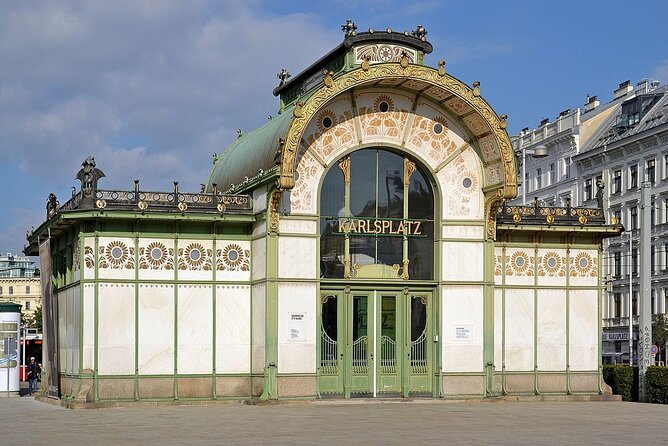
[320,149,434,280]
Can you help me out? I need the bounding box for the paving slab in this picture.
[1,396,666,445]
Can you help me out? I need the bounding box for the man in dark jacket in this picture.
[27,357,40,395]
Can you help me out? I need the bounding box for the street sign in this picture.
[651,344,659,355]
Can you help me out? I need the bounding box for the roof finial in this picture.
[341,19,357,37]
[412,25,427,40]
[277,68,291,86]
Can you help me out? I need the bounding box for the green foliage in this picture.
[29,305,43,332]
[646,367,668,404]
[603,365,638,401]
[653,314,668,356]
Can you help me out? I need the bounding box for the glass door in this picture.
[319,291,344,395]
[406,292,432,395]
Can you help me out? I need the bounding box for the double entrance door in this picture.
[319,287,435,398]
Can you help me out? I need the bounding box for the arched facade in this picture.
[25,28,620,405]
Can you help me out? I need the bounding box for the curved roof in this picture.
[205,106,293,192]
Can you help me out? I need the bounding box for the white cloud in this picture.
[0,1,338,194]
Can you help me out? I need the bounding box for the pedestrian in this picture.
[27,357,40,395]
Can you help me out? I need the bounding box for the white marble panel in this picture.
[251,284,266,373]
[569,289,599,371]
[253,185,267,214]
[503,247,536,287]
[97,236,135,280]
[251,238,266,281]
[279,219,318,235]
[494,288,503,371]
[504,288,534,372]
[252,221,267,238]
[354,89,414,147]
[83,284,95,370]
[302,94,358,166]
[441,285,484,372]
[569,249,600,287]
[216,285,251,373]
[537,289,566,371]
[177,239,214,281]
[178,285,212,374]
[442,241,483,282]
[137,238,176,281]
[278,282,317,374]
[278,237,317,279]
[83,237,95,280]
[98,284,135,375]
[535,248,568,287]
[442,225,485,240]
[216,240,251,282]
[138,284,174,375]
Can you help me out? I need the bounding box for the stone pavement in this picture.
[1,396,666,445]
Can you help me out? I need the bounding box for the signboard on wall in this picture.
[453,324,473,342]
[603,332,629,342]
[287,312,308,342]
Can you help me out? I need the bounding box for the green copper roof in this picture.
[205,106,294,193]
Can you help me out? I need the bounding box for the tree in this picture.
[653,314,668,362]
[29,305,43,332]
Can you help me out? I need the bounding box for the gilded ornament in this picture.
[611,216,619,225]
[294,102,305,118]
[178,202,188,212]
[546,214,554,224]
[400,51,409,68]
[437,60,446,76]
[404,158,416,186]
[513,213,522,223]
[499,114,508,130]
[96,199,107,209]
[472,81,481,97]
[361,56,370,71]
[578,215,587,225]
[323,70,334,88]
[268,190,283,234]
[138,201,148,210]
[338,155,351,184]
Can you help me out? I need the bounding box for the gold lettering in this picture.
[374,220,382,234]
[397,221,406,235]
[382,220,391,233]
[338,219,346,233]
[413,221,422,235]
[349,220,357,233]
[358,219,367,233]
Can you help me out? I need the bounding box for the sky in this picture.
[1,0,667,254]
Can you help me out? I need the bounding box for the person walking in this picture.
[27,357,40,395]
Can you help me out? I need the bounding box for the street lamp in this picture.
[520,144,548,205]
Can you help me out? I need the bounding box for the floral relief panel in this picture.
[138,239,175,281]
[97,237,135,280]
[178,240,214,281]
[569,250,599,287]
[404,99,466,170]
[499,247,535,287]
[355,90,413,145]
[216,241,251,282]
[290,151,325,215]
[437,147,484,220]
[301,95,357,166]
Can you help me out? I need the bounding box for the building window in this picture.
[632,248,638,274]
[613,170,622,193]
[614,209,622,226]
[647,159,656,183]
[614,293,621,318]
[0,286,2,295]
[562,158,571,180]
[664,155,668,180]
[665,243,668,270]
[26,285,30,294]
[536,168,542,189]
[630,206,638,230]
[548,163,554,185]
[584,178,593,201]
[632,291,638,316]
[8,286,13,295]
[614,252,622,277]
[665,289,668,315]
[651,204,656,226]
[25,301,30,311]
[630,164,638,189]
[651,245,656,273]
[525,172,529,193]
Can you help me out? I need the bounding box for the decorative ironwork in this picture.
[496,200,606,226]
[341,19,357,37]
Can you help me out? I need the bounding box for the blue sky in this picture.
[1,0,667,254]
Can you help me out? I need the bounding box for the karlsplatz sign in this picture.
[330,217,426,236]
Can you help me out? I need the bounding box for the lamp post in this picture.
[520,144,548,205]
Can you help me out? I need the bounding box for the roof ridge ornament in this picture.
[412,25,427,41]
[277,68,291,87]
[341,19,357,37]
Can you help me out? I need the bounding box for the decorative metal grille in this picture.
[320,325,338,375]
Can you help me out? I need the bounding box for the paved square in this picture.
[1,397,667,445]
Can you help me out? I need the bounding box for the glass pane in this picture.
[320,165,345,278]
[321,296,338,370]
[352,296,369,371]
[377,151,404,219]
[408,168,434,280]
[350,150,377,217]
[380,295,397,372]
[410,297,427,342]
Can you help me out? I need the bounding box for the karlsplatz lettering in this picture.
[336,218,423,235]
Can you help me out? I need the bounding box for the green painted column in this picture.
[261,190,281,400]
[483,238,496,396]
